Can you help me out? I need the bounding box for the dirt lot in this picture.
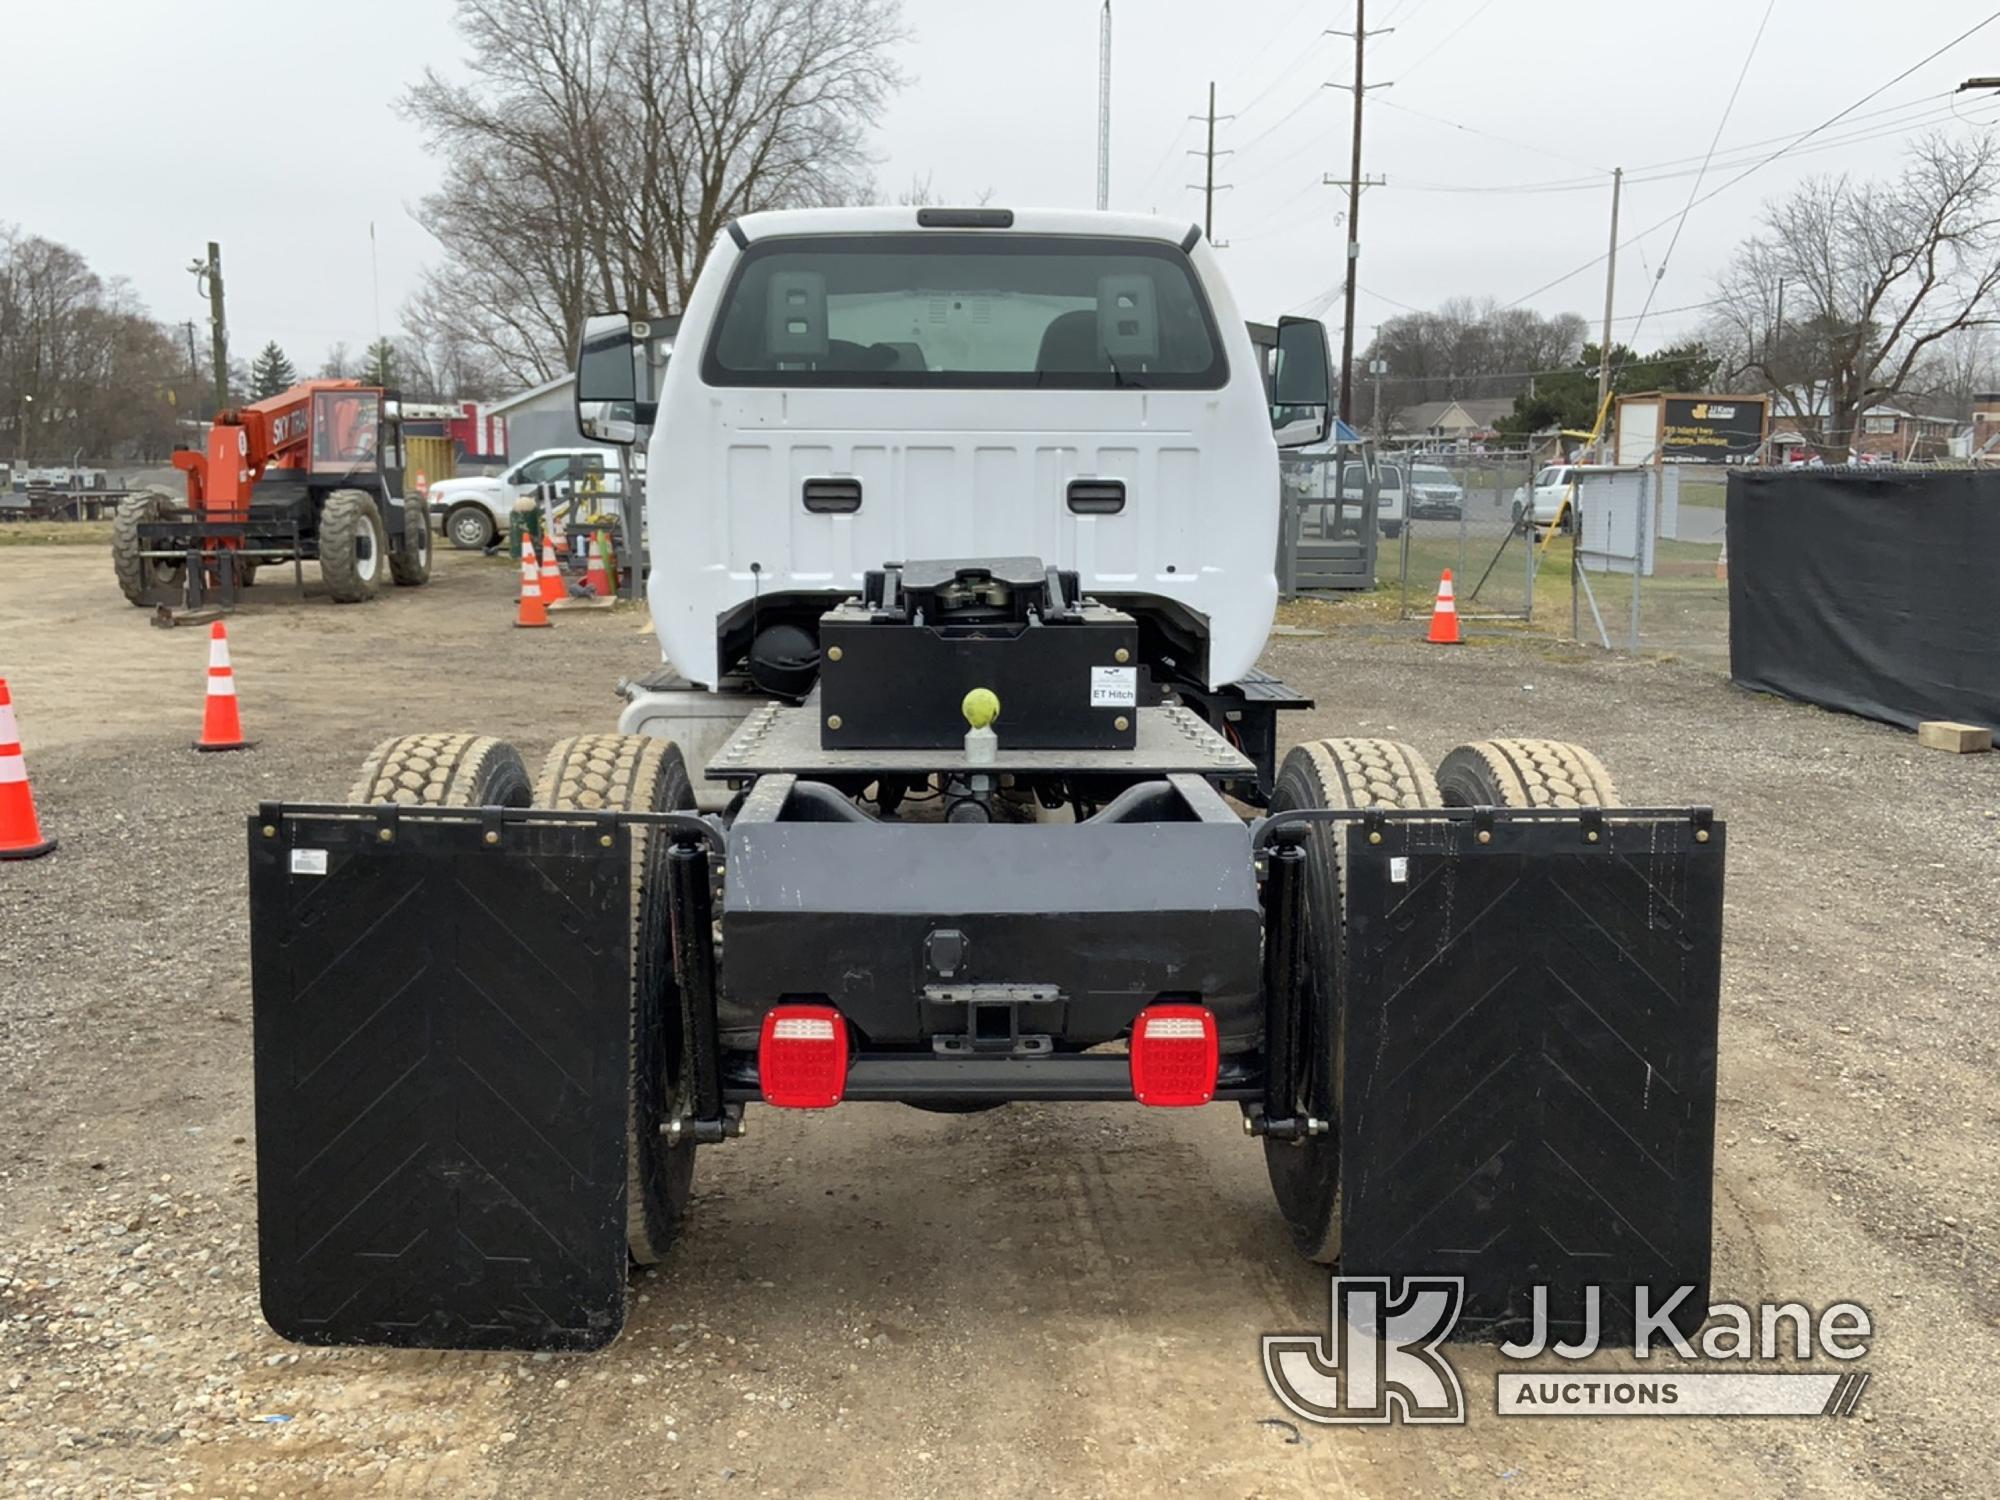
[2,543,1997,1499]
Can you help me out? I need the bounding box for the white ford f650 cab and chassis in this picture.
[246,207,1726,1356]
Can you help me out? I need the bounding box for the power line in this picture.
[1374,96,1611,175]
[1227,9,1334,127]
[1131,117,1198,207]
[1218,0,1323,104]
[1391,94,1981,196]
[1617,0,1778,362]
[1391,0,1496,80]
[1500,11,2000,309]
[1232,81,1326,155]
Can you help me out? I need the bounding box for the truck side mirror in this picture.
[1271,316,1331,449]
[575,311,651,446]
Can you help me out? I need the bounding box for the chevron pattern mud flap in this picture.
[248,809,631,1351]
[1339,814,1724,1344]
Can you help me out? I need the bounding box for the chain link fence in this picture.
[1277,451,1377,595]
[1387,449,1540,622]
[1496,463,1731,665]
[1276,445,1735,664]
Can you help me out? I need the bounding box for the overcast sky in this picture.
[9,0,1997,388]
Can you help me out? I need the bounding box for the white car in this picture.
[1511,465,1580,531]
[429,447,629,550]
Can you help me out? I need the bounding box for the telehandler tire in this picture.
[536,734,699,1266]
[1435,738,1621,809]
[348,732,533,807]
[110,487,186,606]
[1263,738,1439,1263]
[388,504,432,587]
[318,489,388,603]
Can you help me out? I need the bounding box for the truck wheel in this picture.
[318,489,387,603]
[536,734,698,1266]
[349,732,533,807]
[1263,738,1439,1263]
[445,505,495,551]
[110,488,185,606]
[389,504,432,586]
[1436,738,1621,809]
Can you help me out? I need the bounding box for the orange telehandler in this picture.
[112,379,431,608]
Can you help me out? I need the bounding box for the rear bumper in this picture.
[718,775,1264,1053]
[719,1049,1263,1102]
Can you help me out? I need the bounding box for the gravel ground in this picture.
[2,546,1997,1498]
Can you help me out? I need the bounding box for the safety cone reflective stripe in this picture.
[516,534,553,628]
[583,533,614,597]
[1426,569,1462,645]
[0,680,57,860]
[194,622,253,751]
[538,534,567,606]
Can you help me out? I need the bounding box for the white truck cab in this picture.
[575,206,1331,798]
[429,446,630,550]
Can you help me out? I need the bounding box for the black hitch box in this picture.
[817,557,1141,751]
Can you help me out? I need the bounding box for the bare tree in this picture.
[1912,323,1996,422]
[0,224,187,462]
[1709,132,2000,451]
[893,172,995,207]
[1361,298,1589,415]
[403,0,908,387]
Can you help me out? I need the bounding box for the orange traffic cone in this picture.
[538,534,568,607]
[1426,569,1462,645]
[583,532,615,597]
[516,534,552,628]
[0,679,57,860]
[194,621,253,751]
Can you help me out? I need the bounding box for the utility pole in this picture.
[181,319,200,424]
[1326,3,1390,428]
[1187,82,1235,242]
[1594,167,1622,453]
[1096,2,1112,211]
[188,243,229,412]
[1370,356,1389,433]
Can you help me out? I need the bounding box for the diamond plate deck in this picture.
[706,702,1253,779]
[1339,816,1724,1341]
[249,811,632,1351]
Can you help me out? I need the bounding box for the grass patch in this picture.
[0,521,115,546]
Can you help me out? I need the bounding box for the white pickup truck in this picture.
[428,447,631,549]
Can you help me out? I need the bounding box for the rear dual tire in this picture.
[1262,735,1620,1262]
[535,734,698,1266]
[1436,738,1621,810]
[1263,738,1439,1263]
[347,731,697,1269]
[349,731,533,807]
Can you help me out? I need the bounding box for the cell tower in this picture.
[1097,2,1112,210]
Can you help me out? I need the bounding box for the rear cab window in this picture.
[701,234,1226,390]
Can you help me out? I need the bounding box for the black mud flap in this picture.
[249,808,631,1351]
[1340,814,1723,1343]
